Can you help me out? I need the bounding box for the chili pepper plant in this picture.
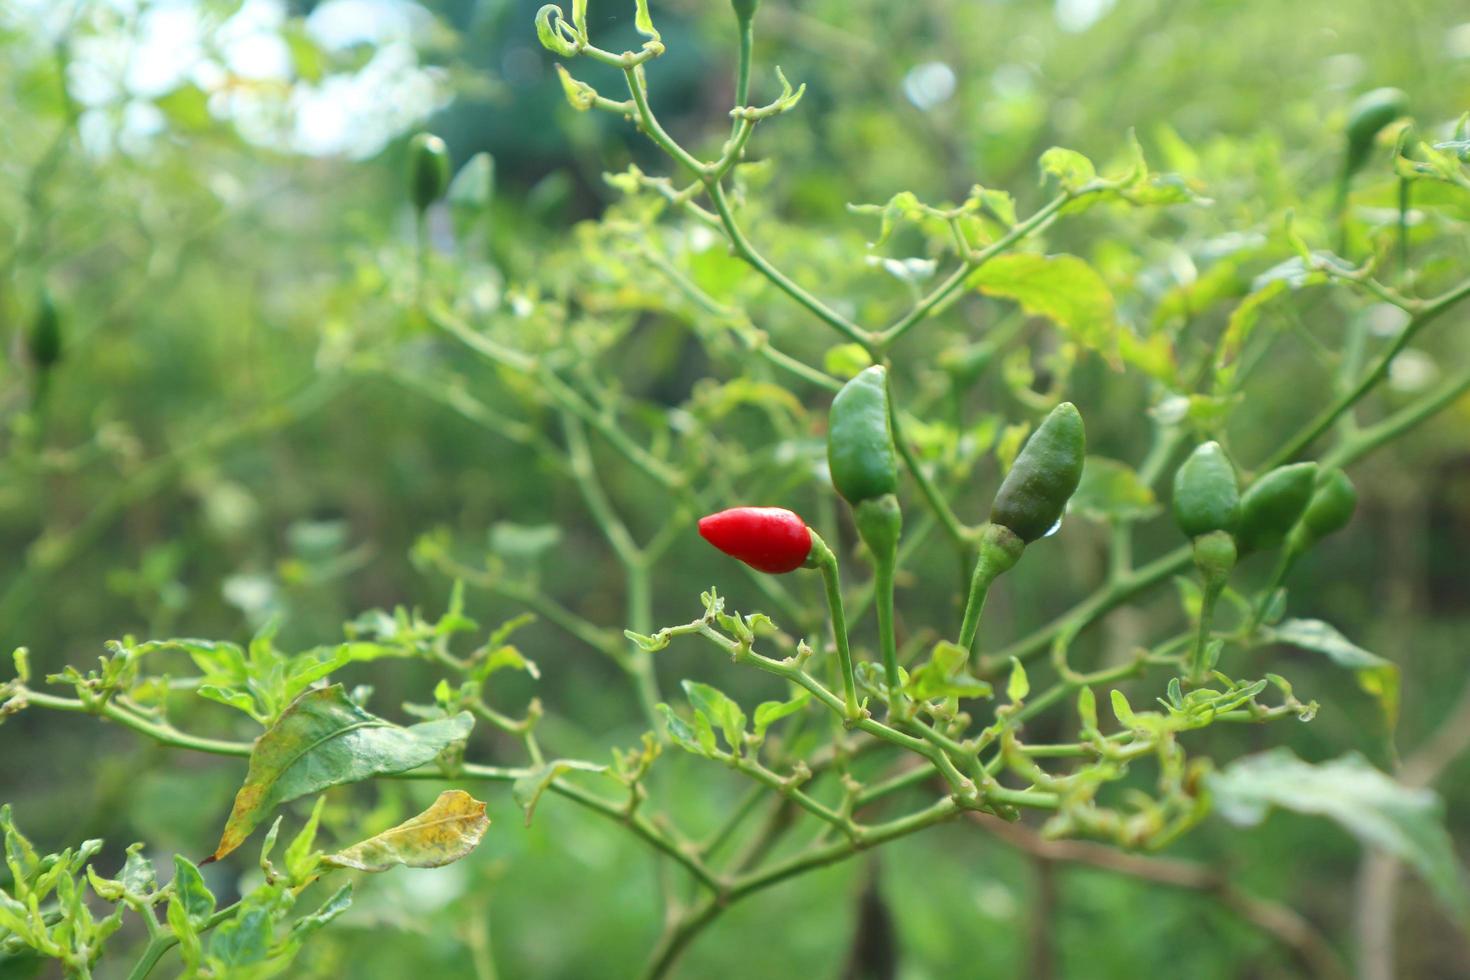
[5,1,1470,977]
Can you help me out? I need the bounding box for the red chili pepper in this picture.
[698,507,812,574]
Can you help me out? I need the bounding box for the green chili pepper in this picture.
[1291,468,1357,551]
[1344,88,1408,181]
[1172,441,1239,539]
[409,133,451,213]
[28,289,61,371]
[990,402,1086,544]
[1236,462,1317,554]
[828,366,898,506]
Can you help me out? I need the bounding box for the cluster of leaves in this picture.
[4,0,1470,976]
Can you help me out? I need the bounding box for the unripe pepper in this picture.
[990,402,1086,543]
[409,133,451,213]
[28,289,61,370]
[698,507,812,574]
[1236,462,1317,554]
[1298,468,1357,544]
[1285,468,1357,560]
[958,403,1085,658]
[1172,441,1239,539]
[1344,88,1408,180]
[827,366,898,506]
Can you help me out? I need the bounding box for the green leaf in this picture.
[969,254,1119,359]
[534,4,578,57]
[906,641,993,702]
[1007,658,1029,703]
[489,522,562,560]
[208,899,275,968]
[1038,147,1097,191]
[284,797,326,883]
[471,644,539,683]
[1110,689,1136,727]
[752,691,812,738]
[209,686,473,862]
[1068,457,1159,522]
[625,630,669,653]
[682,680,746,751]
[511,760,606,827]
[1077,686,1097,732]
[824,343,873,379]
[656,703,706,755]
[323,790,489,872]
[633,0,659,42]
[1266,619,1400,729]
[171,856,215,927]
[1208,749,1470,924]
[118,843,156,896]
[197,684,262,720]
[288,884,352,941]
[1215,280,1287,388]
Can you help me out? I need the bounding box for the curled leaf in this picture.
[323,791,490,873]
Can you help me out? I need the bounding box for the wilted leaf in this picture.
[324,791,489,873]
[209,686,473,862]
[1209,749,1470,923]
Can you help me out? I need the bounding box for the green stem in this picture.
[125,935,172,980]
[890,407,971,560]
[702,180,870,347]
[124,901,238,980]
[958,526,1022,656]
[877,192,1075,349]
[981,544,1190,674]
[872,548,900,697]
[625,562,663,733]
[1324,365,1470,469]
[957,560,997,654]
[415,207,428,310]
[732,14,753,123]
[1188,579,1224,686]
[1265,275,1470,467]
[641,797,960,979]
[809,535,859,719]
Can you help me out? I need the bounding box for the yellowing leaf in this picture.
[209,686,473,863]
[323,791,490,873]
[970,254,1120,361]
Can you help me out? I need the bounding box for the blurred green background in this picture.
[3,0,1470,976]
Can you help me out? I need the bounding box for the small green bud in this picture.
[731,0,759,21]
[990,402,1086,544]
[1237,462,1318,554]
[1172,441,1239,538]
[408,132,451,213]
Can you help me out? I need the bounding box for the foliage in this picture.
[3,0,1470,977]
